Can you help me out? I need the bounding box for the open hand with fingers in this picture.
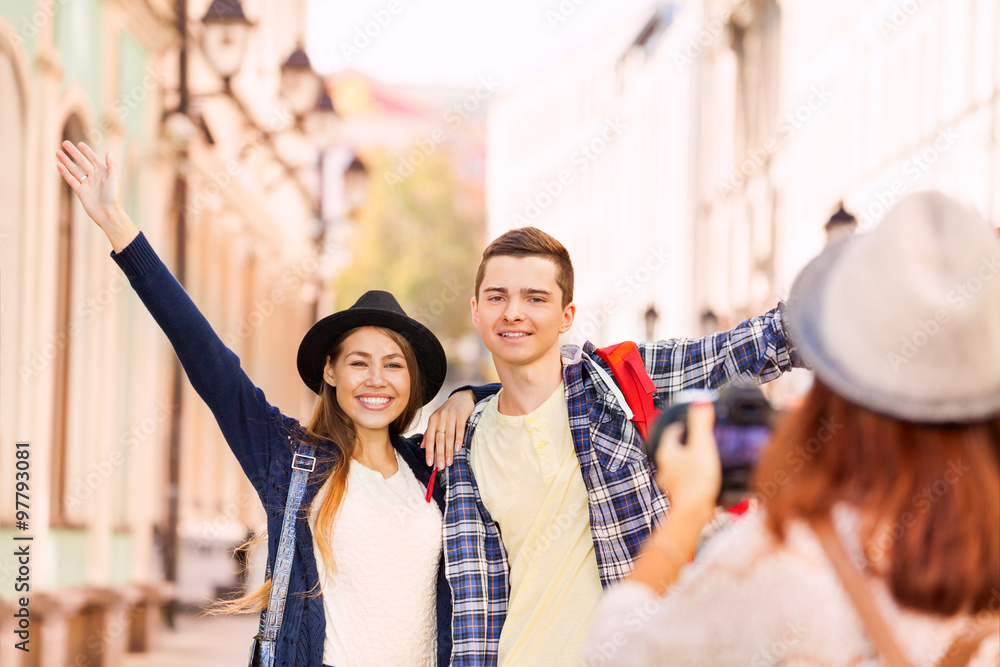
[55,141,138,252]
[422,389,477,469]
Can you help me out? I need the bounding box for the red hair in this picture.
[754,380,1000,615]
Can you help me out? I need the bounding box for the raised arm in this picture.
[56,141,288,491]
[640,303,804,403]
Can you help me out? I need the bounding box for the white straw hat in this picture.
[787,191,1000,423]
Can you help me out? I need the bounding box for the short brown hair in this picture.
[474,227,574,307]
[754,380,1000,615]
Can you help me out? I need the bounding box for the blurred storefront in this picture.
[0,0,338,664]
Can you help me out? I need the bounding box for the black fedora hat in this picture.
[296,290,447,405]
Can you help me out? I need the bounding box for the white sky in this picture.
[306,0,663,88]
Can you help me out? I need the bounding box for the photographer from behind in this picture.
[584,191,1000,667]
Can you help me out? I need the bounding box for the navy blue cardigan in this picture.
[113,233,452,666]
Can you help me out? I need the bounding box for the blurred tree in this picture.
[334,147,483,346]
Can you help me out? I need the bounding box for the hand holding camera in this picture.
[648,383,775,507]
[652,401,721,514]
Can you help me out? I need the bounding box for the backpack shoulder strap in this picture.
[812,516,912,667]
[934,614,1000,667]
[814,515,999,667]
[594,341,659,440]
[253,436,316,667]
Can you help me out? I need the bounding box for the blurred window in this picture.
[0,48,25,528]
[51,116,86,526]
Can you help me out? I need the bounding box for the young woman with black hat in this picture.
[56,141,476,666]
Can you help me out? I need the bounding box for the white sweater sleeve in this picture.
[584,581,665,667]
[584,514,790,667]
[584,507,998,667]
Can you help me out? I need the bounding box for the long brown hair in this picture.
[754,380,1000,615]
[211,325,425,614]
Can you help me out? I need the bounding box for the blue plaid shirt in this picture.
[441,304,801,666]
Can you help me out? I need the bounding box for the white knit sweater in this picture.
[585,505,999,666]
[310,450,442,667]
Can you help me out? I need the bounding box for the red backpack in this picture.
[594,341,660,440]
[596,342,759,518]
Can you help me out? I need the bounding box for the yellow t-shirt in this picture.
[469,383,603,666]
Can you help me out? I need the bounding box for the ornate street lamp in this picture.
[163,0,250,629]
[304,87,339,148]
[344,155,369,215]
[644,303,659,341]
[200,0,252,83]
[281,46,323,118]
[824,201,858,244]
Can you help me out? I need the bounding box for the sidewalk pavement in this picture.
[122,612,258,667]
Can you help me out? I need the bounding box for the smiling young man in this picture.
[442,227,803,666]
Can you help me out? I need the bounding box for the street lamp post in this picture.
[162,0,250,627]
[276,47,342,322]
[160,0,338,623]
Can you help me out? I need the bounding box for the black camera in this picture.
[646,382,774,498]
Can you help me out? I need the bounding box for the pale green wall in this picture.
[115,30,149,525]
[118,30,149,144]
[0,0,40,59]
[109,531,133,584]
[0,528,133,591]
[55,0,103,104]
[45,528,89,588]
[0,2,160,591]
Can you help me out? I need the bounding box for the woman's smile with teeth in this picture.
[358,396,391,407]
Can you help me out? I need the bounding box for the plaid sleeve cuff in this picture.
[777,300,810,370]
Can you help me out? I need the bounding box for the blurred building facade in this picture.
[326,69,488,274]
[326,70,489,380]
[487,5,699,345]
[328,69,488,192]
[0,0,331,663]
[694,0,1000,321]
[487,0,998,358]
